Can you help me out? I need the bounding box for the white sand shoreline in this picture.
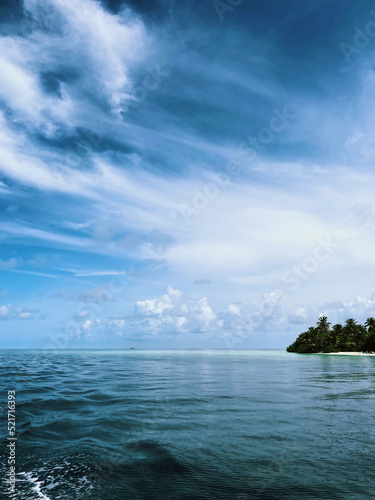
[316,352,375,356]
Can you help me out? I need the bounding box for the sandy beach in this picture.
[318,352,375,356]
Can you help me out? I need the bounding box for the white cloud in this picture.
[103,286,288,343]
[285,295,375,332]
[131,287,216,335]
[135,286,181,315]
[2,1,375,347]
[0,222,89,248]
[21,0,148,116]
[0,305,10,318]
[0,0,150,148]
[0,39,73,133]
[227,304,241,316]
[75,270,127,277]
[116,288,375,341]
[82,319,92,331]
[0,305,39,320]
[46,0,147,113]
[288,305,310,324]
[324,295,375,322]
[18,312,32,319]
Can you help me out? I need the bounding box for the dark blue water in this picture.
[0,350,374,499]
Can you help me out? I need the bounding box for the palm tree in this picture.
[342,319,365,351]
[363,317,375,351]
[345,318,357,329]
[337,323,351,351]
[355,324,367,349]
[307,326,317,341]
[316,316,331,351]
[365,317,375,333]
[317,316,331,332]
[287,316,375,353]
[330,324,343,347]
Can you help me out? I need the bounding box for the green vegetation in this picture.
[286,316,375,353]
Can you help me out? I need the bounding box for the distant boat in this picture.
[130,347,135,349]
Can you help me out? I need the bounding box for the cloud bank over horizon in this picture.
[1,0,375,348]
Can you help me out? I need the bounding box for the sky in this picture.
[1,0,375,349]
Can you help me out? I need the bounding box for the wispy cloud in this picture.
[1,0,375,346]
[75,270,127,277]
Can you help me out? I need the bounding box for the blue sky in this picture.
[1,0,375,348]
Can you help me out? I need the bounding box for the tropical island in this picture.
[286,316,375,354]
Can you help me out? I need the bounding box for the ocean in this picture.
[0,349,374,499]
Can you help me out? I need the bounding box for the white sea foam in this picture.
[19,472,51,500]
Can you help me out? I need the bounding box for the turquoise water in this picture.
[0,349,374,499]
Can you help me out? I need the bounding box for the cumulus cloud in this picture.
[109,287,283,339]
[135,286,181,315]
[108,286,217,336]
[0,305,10,318]
[1,0,375,298]
[42,287,375,346]
[286,295,375,332]
[288,305,311,325]
[0,304,39,320]
[323,296,375,323]
[2,1,375,347]
[68,308,101,340]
